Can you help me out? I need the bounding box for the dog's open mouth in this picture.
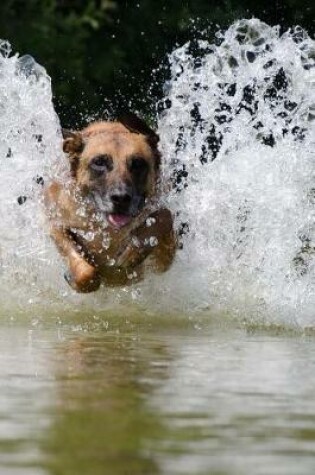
[107,213,132,229]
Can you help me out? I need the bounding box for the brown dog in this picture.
[44,114,176,293]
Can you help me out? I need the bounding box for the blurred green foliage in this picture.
[0,0,314,127]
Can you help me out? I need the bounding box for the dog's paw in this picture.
[114,239,151,269]
[64,260,101,293]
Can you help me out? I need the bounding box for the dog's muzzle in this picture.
[92,185,146,230]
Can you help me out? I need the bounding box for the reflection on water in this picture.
[0,317,315,475]
[0,327,54,475]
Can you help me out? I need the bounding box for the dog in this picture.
[44,114,176,293]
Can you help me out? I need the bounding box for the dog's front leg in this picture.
[114,208,176,272]
[50,226,101,293]
[150,209,177,273]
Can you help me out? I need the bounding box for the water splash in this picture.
[0,42,63,311]
[0,20,314,327]
[157,19,315,327]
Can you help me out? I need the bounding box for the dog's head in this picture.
[62,114,160,229]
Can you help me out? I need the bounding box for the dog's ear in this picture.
[62,129,84,178]
[62,129,84,155]
[118,113,159,147]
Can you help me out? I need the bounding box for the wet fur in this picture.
[45,116,176,293]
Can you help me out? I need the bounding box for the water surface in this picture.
[1,315,314,475]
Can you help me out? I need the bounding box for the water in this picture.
[158,19,315,327]
[0,18,315,474]
[1,319,315,475]
[1,20,315,326]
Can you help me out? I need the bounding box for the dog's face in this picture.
[63,115,160,229]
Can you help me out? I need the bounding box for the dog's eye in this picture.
[129,157,149,173]
[90,155,113,173]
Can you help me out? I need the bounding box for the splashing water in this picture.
[0,41,64,312]
[0,20,314,327]
[157,19,315,327]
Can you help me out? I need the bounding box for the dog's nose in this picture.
[110,192,132,207]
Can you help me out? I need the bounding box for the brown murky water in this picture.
[0,312,315,475]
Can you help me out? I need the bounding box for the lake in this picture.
[1,312,314,475]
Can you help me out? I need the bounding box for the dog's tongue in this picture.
[107,213,132,229]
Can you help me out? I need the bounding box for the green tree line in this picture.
[0,0,314,127]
